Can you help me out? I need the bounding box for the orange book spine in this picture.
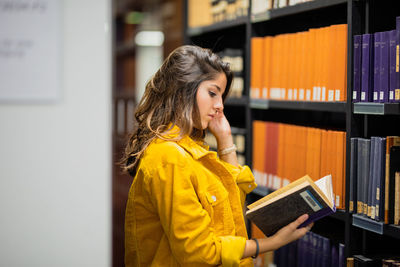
[337,24,348,101]
[276,123,284,187]
[320,129,328,178]
[251,38,264,99]
[328,25,338,101]
[262,36,273,99]
[335,131,345,209]
[313,128,322,181]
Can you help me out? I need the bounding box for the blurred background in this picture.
[0,0,183,266]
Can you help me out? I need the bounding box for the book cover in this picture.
[353,35,362,102]
[379,31,390,103]
[361,34,374,102]
[373,32,381,102]
[246,174,335,237]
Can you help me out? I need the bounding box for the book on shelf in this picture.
[384,137,400,223]
[388,146,400,225]
[353,35,362,102]
[246,174,336,237]
[361,33,374,102]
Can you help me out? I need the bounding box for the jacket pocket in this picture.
[200,183,230,234]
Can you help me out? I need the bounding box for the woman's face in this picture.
[195,73,227,129]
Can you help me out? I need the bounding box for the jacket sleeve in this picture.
[220,161,257,206]
[144,149,246,266]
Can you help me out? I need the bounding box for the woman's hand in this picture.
[270,214,313,250]
[242,214,313,259]
[208,111,232,145]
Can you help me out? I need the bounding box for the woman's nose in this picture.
[214,98,223,111]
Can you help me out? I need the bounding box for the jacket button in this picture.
[212,195,217,202]
[248,184,252,188]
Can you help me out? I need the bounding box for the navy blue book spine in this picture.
[373,32,381,102]
[380,31,390,103]
[389,29,397,102]
[395,16,400,102]
[361,34,374,102]
[353,35,362,102]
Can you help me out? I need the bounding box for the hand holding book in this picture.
[242,213,313,259]
[246,174,335,237]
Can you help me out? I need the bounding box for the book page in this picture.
[315,174,334,207]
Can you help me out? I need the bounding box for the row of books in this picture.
[349,137,400,225]
[205,131,246,165]
[347,255,400,266]
[250,24,347,102]
[188,0,249,28]
[352,16,400,103]
[252,223,345,267]
[219,48,245,98]
[251,0,314,15]
[252,121,346,209]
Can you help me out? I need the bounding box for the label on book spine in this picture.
[300,190,322,212]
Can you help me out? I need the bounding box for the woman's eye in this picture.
[209,91,217,97]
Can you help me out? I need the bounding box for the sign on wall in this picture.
[0,0,61,103]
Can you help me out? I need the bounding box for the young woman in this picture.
[122,45,312,267]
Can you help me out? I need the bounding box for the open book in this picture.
[246,174,336,237]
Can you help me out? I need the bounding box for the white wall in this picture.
[0,1,112,266]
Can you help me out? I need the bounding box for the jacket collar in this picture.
[162,124,214,160]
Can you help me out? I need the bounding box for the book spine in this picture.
[396,16,400,102]
[373,32,381,102]
[349,138,358,213]
[361,34,374,102]
[377,137,386,221]
[357,138,364,214]
[353,35,362,102]
[389,146,400,224]
[389,30,397,102]
[367,137,376,218]
[395,171,400,225]
[299,206,335,228]
[380,31,390,103]
[339,243,345,267]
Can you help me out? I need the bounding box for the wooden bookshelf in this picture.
[184,0,400,262]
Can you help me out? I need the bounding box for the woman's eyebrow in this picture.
[210,84,221,92]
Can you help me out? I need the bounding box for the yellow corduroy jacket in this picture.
[125,128,257,267]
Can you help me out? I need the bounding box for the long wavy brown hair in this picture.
[121,45,233,176]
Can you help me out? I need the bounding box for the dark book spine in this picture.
[380,31,390,103]
[396,17,400,102]
[389,30,397,102]
[357,139,371,215]
[350,138,358,213]
[331,243,339,267]
[389,146,400,224]
[353,35,362,102]
[361,34,374,102]
[367,137,376,218]
[357,138,364,214]
[377,137,387,221]
[322,236,331,267]
[373,32,381,102]
[299,206,335,228]
[363,139,371,216]
[339,243,345,267]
